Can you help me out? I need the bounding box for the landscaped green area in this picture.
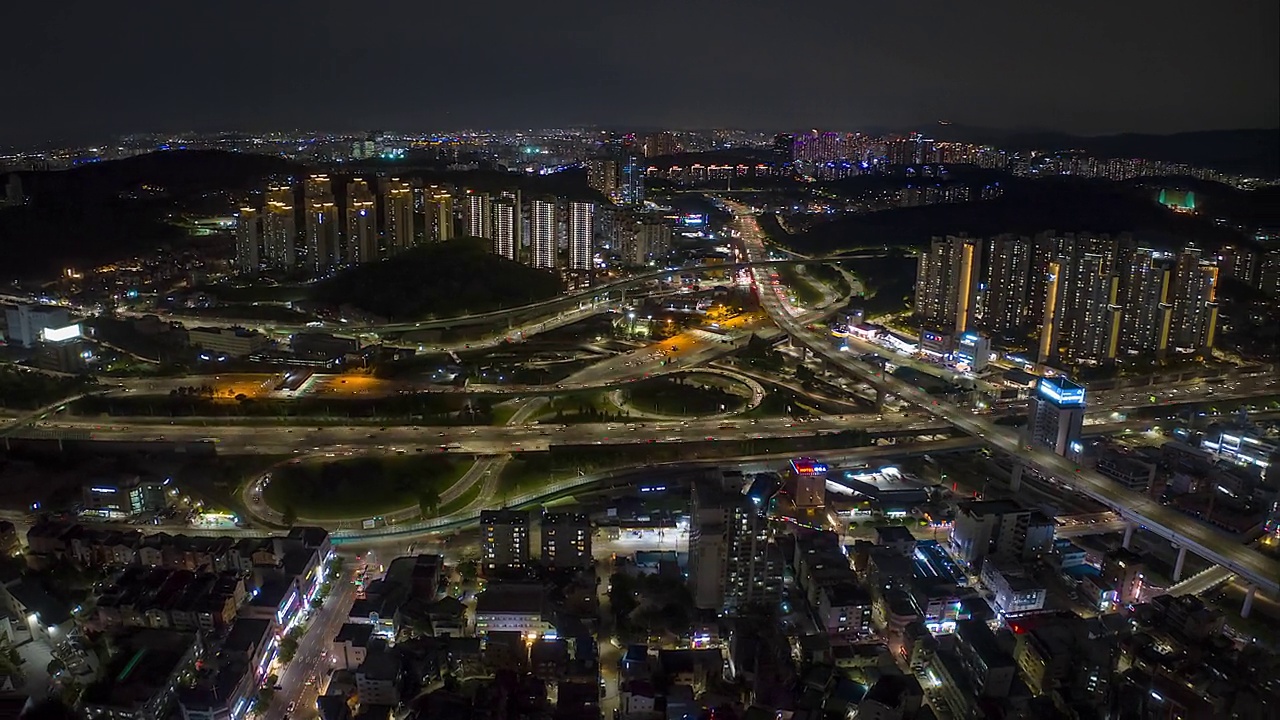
[775,264,826,306]
[623,375,746,416]
[0,367,96,410]
[497,455,578,499]
[838,255,916,316]
[263,455,472,520]
[314,239,563,321]
[536,392,629,423]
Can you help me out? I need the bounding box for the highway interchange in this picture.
[7,206,1280,717]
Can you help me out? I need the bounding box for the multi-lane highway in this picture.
[728,200,1280,600]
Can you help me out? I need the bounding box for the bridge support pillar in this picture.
[1122,522,1136,550]
[875,387,886,412]
[1173,546,1188,582]
[1010,463,1023,493]
[1243,585,1257,618]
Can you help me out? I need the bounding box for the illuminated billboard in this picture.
[1037,377,1085,407]
[41,323,82,343]
[791,458,830,475]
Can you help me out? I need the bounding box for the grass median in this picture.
[263,454,473,520]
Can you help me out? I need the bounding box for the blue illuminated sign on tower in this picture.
[1036,377,1085,407]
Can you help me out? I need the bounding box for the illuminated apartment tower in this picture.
[1118,248,1173,357]
[1039,252,1119,364]
[381,178,415,255]
[424,186,454,242]
[586,158,619,199]
[262,184,297,271]
[1167,250,1219,352]
[540,512,592,570]
[345,179,377,265]
[479,509,529,573]
[980,234,1034,333]
[304,175,339,274]
[567,201,595,271]
[1217,245,1257,286]
[914,235,981,333]
[491,195,518,260]
[464,191,492,239]
[529,198,557,269]
[234,207,260,276]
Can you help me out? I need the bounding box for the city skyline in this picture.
[4,0,1278,145]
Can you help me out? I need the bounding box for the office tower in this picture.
[529,198,557,269]
[345,179,377,265]
[262,184,297,271]
[1217,245,1257,286]
[480,509,530,573]
[1027,376,1086,460]
[234,207,260,276]
[492,195,518,260]
[381,178,415,255]
[1167,250,1219,352]
[567,201,594,271]
[619,156,644,206]
[464,191,492,239]
[980,234,1033,333]
[304,175,339,274]
[540,512,591,569]
[914,235,981,334]
[424,186,454,242]
[950,499,1056,567]
[3,304,70,348]
[1118,247,1173,357]
[688,472,782,613]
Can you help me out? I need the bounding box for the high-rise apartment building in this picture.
[688,472,783,613]
[1118,247,1173,357]
[540,512,591,569]
[424,186,454,243]
[586,158,619,199]
[234,207,260,276]
[1061,252,1120,363]
[381,178,415,255]
[480,509,530,573]
[980,234,1034,333]
[492,195,518,261]
[1167,250,1219,352]
[464,191,492,239]
[529,198,557,269]
[1217,245,1257,286]
[345,179,377,265]
[567,201,594,271]
[642,132,682,158]
[792,130,847,164]
[304,175,339,274]
[915,235,982,333]
[262,184,297,271]
[1027,376,1086,460]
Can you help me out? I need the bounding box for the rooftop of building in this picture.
[875,525,917,543]
[474,583,545,615]
[334,623,376,647]
[82,629,197,711]
[957,499,1026,517]
[479,509,529,525]
[223,618,271,656]
[541,512,590,526]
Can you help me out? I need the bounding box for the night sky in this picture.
[6,0,1277,144]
